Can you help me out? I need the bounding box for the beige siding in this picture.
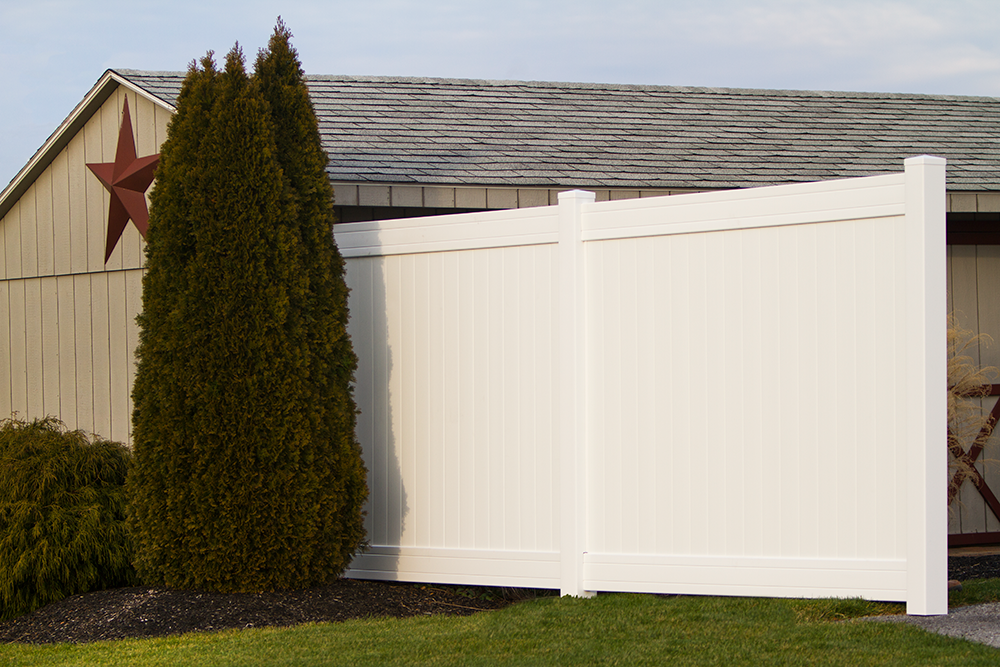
[83,102,106,273]
[56,275,76,426]
[72,273,94,434]
[0,281,9,413]
[36,169,55,276]
[40,277,59,417]
[948,244,1000,537]
[23,279,42,417]
[67,131,89,274]
[90,272,113,439]
[330,183,714,213]
[8,281,26,413]
[949,192,1000,213]
[3,200,21,280]
[0,87,166,444]
[50,153,70,274]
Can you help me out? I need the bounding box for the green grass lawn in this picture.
[3,584,1000,667]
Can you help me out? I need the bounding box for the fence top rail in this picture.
[334,167,931,258]
[581,172,906,241]
[334,205,560,257]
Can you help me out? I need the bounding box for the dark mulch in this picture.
[949,553,1000,581]
[2,554,997,646]
[0,578,527,645]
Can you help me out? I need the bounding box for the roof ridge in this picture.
[114,70,1000,102]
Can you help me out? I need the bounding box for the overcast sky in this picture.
[3,0,1000,188]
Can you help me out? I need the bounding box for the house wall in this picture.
[329,185,992,216]
[947,245,1000,538]
[948,193,1000,214]
[330,183,695,212]
[0,88,168,444]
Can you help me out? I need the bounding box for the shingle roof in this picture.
[117,70,1000,191]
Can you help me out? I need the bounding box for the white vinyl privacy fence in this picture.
[336,156,947,615]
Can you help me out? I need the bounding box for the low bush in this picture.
[0,416,136,620]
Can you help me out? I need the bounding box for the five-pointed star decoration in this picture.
[86,98,160,263]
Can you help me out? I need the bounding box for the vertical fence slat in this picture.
[457,251,477,549]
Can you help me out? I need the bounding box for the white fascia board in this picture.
[0,70,176,221]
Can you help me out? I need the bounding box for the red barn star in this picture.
[87,98,160,262]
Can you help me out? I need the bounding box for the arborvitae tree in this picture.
[253,21,368,574]
[129,53,222,589]
[130,32,367,592]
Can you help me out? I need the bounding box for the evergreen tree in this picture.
[129,31,367,592]
[253,20,369,573]
[129,53,223,589]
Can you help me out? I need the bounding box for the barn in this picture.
[1,69,999,549]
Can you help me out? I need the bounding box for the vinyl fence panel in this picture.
[341,207,565,589]
[337,156,947,614]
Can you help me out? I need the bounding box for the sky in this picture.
[3,0,1000,189]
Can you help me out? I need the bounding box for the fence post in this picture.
[904,155,947,616]
[558,190,597,597]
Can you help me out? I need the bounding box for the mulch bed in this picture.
[2,554,998,645]
[949,553,1000,581]
[0,578,523,645]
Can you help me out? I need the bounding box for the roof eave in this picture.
[0,69,177,221]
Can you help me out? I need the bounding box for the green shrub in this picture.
[129,22,367,593]
[0,416,136,620]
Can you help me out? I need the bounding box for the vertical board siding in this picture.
[947,244,1000,537]
[0,201,8,279]
[0,282,10,413]
[23,279,43,417]
[40,277,60,418]
[4,201,21,280]
[83,106,107,274]
[51,151,71,275]
[58,275,77,423]
[67,132,89,274]
[0,270,141,444]
[19,188,38,278]
[73,274,95,435]
[125,270,143,440]
[107,271,129,443]
[973,246,1000,536]
[950,245,984,536]
[0,88,156,443]
[89,272,113,439]
[345,244,560,555]
[7,281,26,413]
[35,171,54,276]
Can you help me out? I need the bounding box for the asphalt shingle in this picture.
[117,70,1000,191]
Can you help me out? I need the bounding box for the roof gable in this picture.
[0,71,175,221]
[5,69,1000,222]
[1,83,169,279]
